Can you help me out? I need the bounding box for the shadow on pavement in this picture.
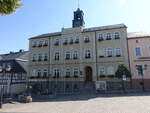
[32,92,150,103]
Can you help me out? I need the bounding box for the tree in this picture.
[115,64,131,78]
[0,0,22,15]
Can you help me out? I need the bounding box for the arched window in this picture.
[85,50,91,58]
[73,51,79,59]
[65,51,71,60]
[66,68,71,78]
[74,68,79,77]
[54,52,59,60]
[37,70,41,77]
[43,69,48,77]
[53,68,60,78]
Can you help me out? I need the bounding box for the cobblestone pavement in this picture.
[1,93,150,113]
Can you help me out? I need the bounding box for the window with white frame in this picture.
[84,36,90,42]
[106,33,112,40]
[73,51,79,59]
[75,37,79,43]
[32,54,37,61]
[66,68,71,77]
[99,67,105,75]
[54,39,59,45]
[135,47,142,56]
[64,38,68,44]
[69,38,74,44]
[43,69,48,77]
[43,40,48,46]
[32,42,37,47]
[65,51,71,60]
[115,48,121,57]
[38,41,43,47]
[44,53,48,61]
[114,32,120,39]
[53,68,60,77]
[54,52,59,60]
[136,65,144,76]
[37,69,42,77]
[106,48,113,57]
[74,68,79,77]
[107,66,114,75]
[98,34,103,40]
[38,54,42,61]
[85,50,91,58]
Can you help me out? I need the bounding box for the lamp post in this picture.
[0,65,11,109]
[121,73,127,93]
[136,64,147,91]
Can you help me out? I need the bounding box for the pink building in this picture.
[128,32,150,89]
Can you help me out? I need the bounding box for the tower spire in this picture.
[78,0,80,9]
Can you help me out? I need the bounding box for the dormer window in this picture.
[63,39,68,45]
[114,32,120,39]
[43,40,48,46]
[106,33,112,40]
[84,36,90,43]
[38,41,43,47]
[69,38,74,44]
[75,37,79,43]
[54,39,59,46]
[98,34,104,41]
[32,42,37,48]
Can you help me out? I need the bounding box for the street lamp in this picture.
[0,65,11,109]
[136,64,147,91]
[121,73,127,93]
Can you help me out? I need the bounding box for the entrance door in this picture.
[85,66,93,82]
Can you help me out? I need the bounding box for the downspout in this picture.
[126,37,132,88]
[48,37,51,92]
[94,31,99,81]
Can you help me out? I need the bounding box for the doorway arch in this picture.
[85,66,93,82]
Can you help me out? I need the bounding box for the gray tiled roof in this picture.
[29,24,127,39]
[0,51,29,61]
[128,32,150,39]
[83,24,127,32]
[30,32,61,39]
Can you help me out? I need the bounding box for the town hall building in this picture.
[28,8,130,94]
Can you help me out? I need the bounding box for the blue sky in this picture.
[0,0,150,54]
